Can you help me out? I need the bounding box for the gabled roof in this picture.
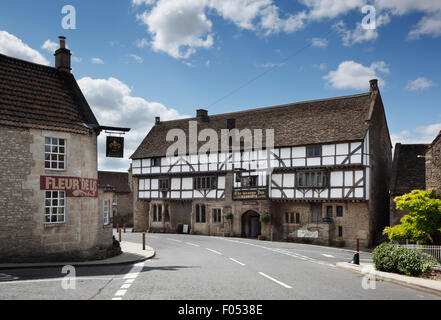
[98,171,131,193]
[0,53,98,134]
[131,92,374,159]
[390,143,427,196]
[424,130,441,154]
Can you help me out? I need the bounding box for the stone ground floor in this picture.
[134,199,374,248]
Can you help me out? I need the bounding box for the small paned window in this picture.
[45,137,66,170]
[44,191,65,223]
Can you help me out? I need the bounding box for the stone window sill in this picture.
[44,223,66,228]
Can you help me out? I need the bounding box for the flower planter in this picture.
[335,240,345,247]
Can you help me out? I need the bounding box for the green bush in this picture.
[112,235,120,248]
[373,242,398,273]
[259,213,270,223]
[224,210,233,220]
[373,242,439,276]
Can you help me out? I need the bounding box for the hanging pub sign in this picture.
[106,136,124,158]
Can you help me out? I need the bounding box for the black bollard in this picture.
[349,252,360,265]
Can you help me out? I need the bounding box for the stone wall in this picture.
[0,126,113,262]
[426,135,441,194]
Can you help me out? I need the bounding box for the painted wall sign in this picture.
[40,176,98,198]
[233,189,267,200]
[296,229,319,239]
[106,136,124,158]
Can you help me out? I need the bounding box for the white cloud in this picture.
[300,0,365,20]
[334,21,378,46]
[91,57,104,64]
[391,123,441,146]
[311,37,328,48]
[78,77,188,171]
[128,53,144,63]
[406,77,435,91]
[408,13,441,39]
[255,62,285,68]
[135,0,306,59]
[135,38,149,48]
[324,60,389,90]
[132,0,156,6]
[41,40,58,53]
[72,56,82,63]
[0,30,49,65]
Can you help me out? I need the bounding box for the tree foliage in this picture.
[384,190,441,244]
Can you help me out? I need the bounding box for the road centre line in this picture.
[167,238,182,243]
[229,258,246,266]
[186,242,200,247]
[206,248,222,255]
[258,272,292,289]
[322,254,334,258]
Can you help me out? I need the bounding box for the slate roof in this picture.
[0,53,98,134]
[98,171,131,193]
[390,143,427,196]
[131,92,375,159]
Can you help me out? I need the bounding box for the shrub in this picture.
[224,210,233,220]
[395,247,424,276]
[259,213,270,223]
[373,242,399,273]
[112,235,120,248]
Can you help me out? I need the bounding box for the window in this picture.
[104,200,110,225]
[306,145,322,157]
[241,176,258,188]
[290,213,295,224]
[164,205,170,222]
[152,204,157,222]
[196,204,206,223]
[326,206,333,218]
[213,208,222,223]
[194,176,217,190]
[44,191,65,223]
[285,213,296,224]
[45,137,66,170]
[159,178,170,190]
[337,206,343,217]
[152,157,161,167]
[296,213,300,224]
[338,226,343,237]
[296,171,328,188]
[158,204,162,222]
[285,213,289,224]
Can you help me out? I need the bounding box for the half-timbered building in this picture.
[131,79,392,247]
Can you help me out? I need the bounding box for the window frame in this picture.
[44,137,66,171]
[44,190,66,224]
[306,145,322,158]
[152,157,161,167]
[336,206,343,217]
[194,176,217,190]
[296,171,329,188]
[338,226,343,238]
[240,175,258,188]
[213,208,222,223]
[104,200,110,225]
[326,206,333,218]
[159,178,170,191]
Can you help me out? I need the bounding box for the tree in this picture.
[384,190,441,244]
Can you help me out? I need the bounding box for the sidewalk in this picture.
[0,241,155,270]
[337,262,441,296]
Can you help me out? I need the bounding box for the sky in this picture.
[0,0,440,171]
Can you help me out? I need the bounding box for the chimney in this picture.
[54,36,71,73]
[155,117,161,125]
[196,109,208,122]
[369,79,379,92]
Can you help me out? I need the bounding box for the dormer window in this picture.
[152,157,161,167]
[45,137,66,170]
[306,145,322,157]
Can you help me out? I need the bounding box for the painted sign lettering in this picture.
[40,176,98,198]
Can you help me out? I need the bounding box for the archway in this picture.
[241,211,261,238]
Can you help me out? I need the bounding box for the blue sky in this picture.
[1,0,440,171]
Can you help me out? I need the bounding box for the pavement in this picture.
[0,241,155,270]
[337,262,441,296]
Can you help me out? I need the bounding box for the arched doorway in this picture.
[241,211,261,238]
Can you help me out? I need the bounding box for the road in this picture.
[0,230,439,300]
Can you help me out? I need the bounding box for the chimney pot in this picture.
[196,109,208,122]
[54,36,71,73]
[369,79,379,92]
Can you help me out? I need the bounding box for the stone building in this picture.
[425,131,441,194]
[389,143,427,226]
[98,171,133,227]
[0,37,114,262]
[131,79,392,248]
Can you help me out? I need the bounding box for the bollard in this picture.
[270,229,273,242]
[124,224,126,233]
[118,228,121,242]
[142,232,146,251]
[349,237,360,265]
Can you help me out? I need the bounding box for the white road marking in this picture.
[322,254,334,258]
[186,242,200,247]
[112,297,122,300]
[167,238,182,243]
[125,278,135,284]
[229,258,246,266]
[258,272,292,289]
[115,289,127,297]
[206,248,222,255]
[121,283,132,289]
[0,277,127,285]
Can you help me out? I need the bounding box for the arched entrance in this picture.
[241,211,261,238]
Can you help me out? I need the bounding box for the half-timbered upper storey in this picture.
[131,81,386,202]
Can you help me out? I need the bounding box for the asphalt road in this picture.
[0,230,440,300]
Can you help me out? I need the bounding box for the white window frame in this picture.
[104,200,110,225]
[45,137,66,171]
[44,191,66,224]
